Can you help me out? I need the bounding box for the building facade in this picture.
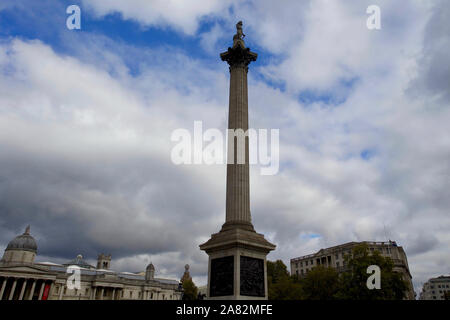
[419,276,450,300]
[290,240,415,300]
[0,226,183,300]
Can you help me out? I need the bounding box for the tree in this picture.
[267,260,290,284]
[300,266,340,300]
[336,243,408,300]
[267,260,303,300]
[182,279,198,300]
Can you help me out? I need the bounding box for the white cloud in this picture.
[82,0,235,35]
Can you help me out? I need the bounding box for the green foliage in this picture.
[182,279,198,300]
[266,244,409,300]
[300,265,340,300]
[267,260,302,300]
[336,243,408,300]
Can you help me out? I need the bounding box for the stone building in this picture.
[0,226,183,300]
[419,275,450,300]
[290,240,415,300]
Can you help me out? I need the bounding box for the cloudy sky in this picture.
[0,0,449,296]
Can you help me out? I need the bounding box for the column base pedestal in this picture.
[199,225,275,300]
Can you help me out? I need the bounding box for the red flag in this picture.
[42,284,51,300]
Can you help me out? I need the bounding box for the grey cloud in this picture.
[409,0,450,104]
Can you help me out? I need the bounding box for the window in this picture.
[336,262,340,267]
[151,293,153,299]
[55,286,59,294]
[335,254,339,260]
[305,261,308,266]
[310,260,313,265]
[300,261,303,267]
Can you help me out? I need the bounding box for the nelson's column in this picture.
[200,21,276,300]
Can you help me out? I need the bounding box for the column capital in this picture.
[220,46,257,70]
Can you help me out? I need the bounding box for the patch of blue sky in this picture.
[1,1,290,94]
[360,149,376,161]
[300,233,321,240]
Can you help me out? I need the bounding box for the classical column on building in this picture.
[8,278,17,300]
[58,284,64,300]
[28,279,36,300]
[18,279,27,300]
[200,21,276,300]
[91,286,97,300]
[0,277,7,300]
[38,281,45,300]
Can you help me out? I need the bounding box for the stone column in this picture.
[28,279,36,300]
[0,277,7,300]
[221,45,256,231]
[38,281,45,300]
[58,285,64,300]
[99,287,104,300]
[18,279,27,300]
[91,287,97,300]
[8,278,17,300]
[112,288,116,300]
[199,22,276,301]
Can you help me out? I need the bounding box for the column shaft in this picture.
[225,65,251,225]
[0,277,7,300]
[59,285,64,300]
[8,278,17,300]
[18,279,27,300]
[38,281,45,300]
[28,280,36,300]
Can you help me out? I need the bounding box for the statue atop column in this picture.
[232,21,246,48]
[221,21,257,69]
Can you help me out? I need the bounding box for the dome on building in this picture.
[63,254,94,269]
[6,225,37,253]
[146,262,155,270]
